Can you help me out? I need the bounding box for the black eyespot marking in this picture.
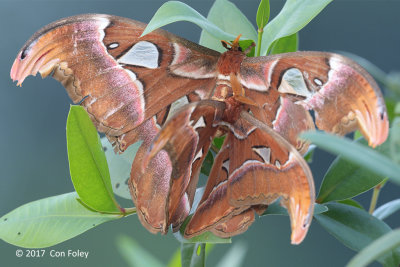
[238,47,243,52]
[20,49,28,60]
[115,183,120,189]
[17,232,21,235]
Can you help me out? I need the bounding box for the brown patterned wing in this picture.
[210,208,256,238]
[137,100,225,233]
[185,134,254,238]
[209,204,267,238]
[127,119,171,233]
[185,112,315,244]
[240,51,389,147]
[10,14,220,151]
[271,97,315,155]
[245,88,315,155]
[228,111,315,244]
[185,134,264,239]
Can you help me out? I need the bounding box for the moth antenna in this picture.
[221,40,232,50]
[221,34,242,51]
[232,34,242,46]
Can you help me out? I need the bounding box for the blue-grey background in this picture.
[0,0,399,266]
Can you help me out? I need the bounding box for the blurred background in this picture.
[0,0,399,266]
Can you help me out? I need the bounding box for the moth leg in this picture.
[230,73,258,106]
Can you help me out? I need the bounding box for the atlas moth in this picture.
[10,14,388,244]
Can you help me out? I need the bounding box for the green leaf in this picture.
[174,215,231,244]
[262,201,328,216]
[303,144,316,163]
[316,139,386,203]
[315,203,330,214]
[390,103,400,164]
[215,241,248,267]
[386,98,397,123]
[260,0,332,55]
[205,243,215,258]
[347,229,400,267]
[386,72,400,99]
[169,242,214,267]
[167,248,182,267]
[201,150,214,176]
[337,199,364,210]
[142,1,238,47]
[301,131,400,186]
[181,243,205,267]
[199,0,257,52]
[213,136,225,149]
[239,39,256,57]
[256,0,270,29]
[116,235,164,267]
[67,106,120,213]
[353,130,363,140]
[191,187,205,215]
[178,230,230,244]
[373,199,400,220]
[269,33,298,55]
[0,192,121,248]
[169,245,217,267]
[314,203,400,266]
[101,137,141,200]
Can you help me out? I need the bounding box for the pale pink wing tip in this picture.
[378,113,389,146]
[290,221,309,245]
[290,215,310,245]
[10,56,20,82]
[291,229,307,245]
[10,54,26,86]
[369,113,389,148]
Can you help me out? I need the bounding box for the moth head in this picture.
[221,35,255,56]
[221,34,242,51]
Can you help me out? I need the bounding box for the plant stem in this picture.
[368,187,380,214]
[256,28,263,57]
[96,207,136,216]
[123,207,137,215]
[368,179,388,214]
